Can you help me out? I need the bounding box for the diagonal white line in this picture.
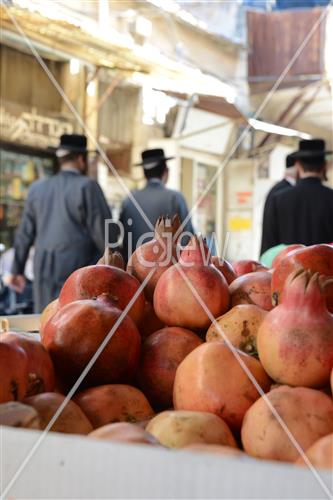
[175,2,332,240]
[3,3,154,233]
[175,262,333,499]
[1,268,156,499]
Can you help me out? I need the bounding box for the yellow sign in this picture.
[228,216,252,232]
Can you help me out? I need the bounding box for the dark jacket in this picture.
[260,178,293,254]
[261,177,333,254]
[119,178,194,261]
[12,170,115,312]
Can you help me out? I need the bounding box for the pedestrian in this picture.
[260,139,333,253]
[260,153,297,254]
[119,148,194,261]
[8,134,117,312]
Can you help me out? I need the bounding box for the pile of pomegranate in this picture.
[1,219,333,471]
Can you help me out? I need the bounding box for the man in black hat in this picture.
[260,153,297,254]
[261,139,333,253]
[119,148,194,261]
[8,134,117,312]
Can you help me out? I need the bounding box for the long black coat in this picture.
[12,170,116,312]
[261,177,333,254]
[260,179,293,254]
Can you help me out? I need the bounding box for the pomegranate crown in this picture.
[155,214,181,239]
[97,249,125,270]
[281,268,332,312]
[179,235,211,265]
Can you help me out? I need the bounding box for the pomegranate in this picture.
[1,332,55,396]
[146,410,237,449]
[138,327,202,409]
[272,244,305,269]
[295,434,333,469]
[233,260,268,276]
[154,236,230,330]
[211,256,237,284]
[241,385,333,462]
[127,215,180,302]
[206,304,267,357]
[25,392,93,434]
[42,299,141,389]
[0,402,40,429]
[271,244,333,312]
[257,270,333,388]
[97,248,124,268]
[89,422,159,445]
[331,367,333,395]
[173,342,271,430]
[40,299,59,336]
[0,341,28,403]
[229,271,273,311]
[58,264,145,325]
[74,384,154,428]
[138,301,164,339]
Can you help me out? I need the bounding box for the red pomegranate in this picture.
[257,270,333,388]
[154,236,230,330]
[211,256,237,284]
[0,341,28,403]
[271,244,333,312]
[272,244,305,269]
[173,341,271,430]
[42,298,141,389]
[138,301,164,339]
[58,264,145,325]
[229,271,273,311]
[127,215,180,302]
[74,384,154,428]
[138,327,202,409]
[1,332,55,396]
[233,260,268,276]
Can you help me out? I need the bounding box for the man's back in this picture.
[262,177,333,250]
[120,179,193,257]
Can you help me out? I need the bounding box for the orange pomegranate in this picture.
[154,236,230,330]
[89,422,159,445]
[74,384,154,428]
[146,410,237,448]
[138,327,202,409]
[24,392,93,434]
[233,260,268,276]
[295,434,333,469]
[138,301,164,339]
[173,342,271,430]
[40,299,59,337]
[241,386,333,462]
[229,271,273,311]
[206,304,267,356]
[127,215,180,302]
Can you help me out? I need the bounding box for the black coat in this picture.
[12,170,116,312]
[261,177,333,254]
[260,179,293,254]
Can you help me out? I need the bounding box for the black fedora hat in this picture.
[290,139,332,160]
[50,134,96,157]
[135,148,174,170]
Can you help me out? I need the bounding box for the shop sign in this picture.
[0,103,74,148]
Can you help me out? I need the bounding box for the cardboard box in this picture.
[1,427,331,499]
